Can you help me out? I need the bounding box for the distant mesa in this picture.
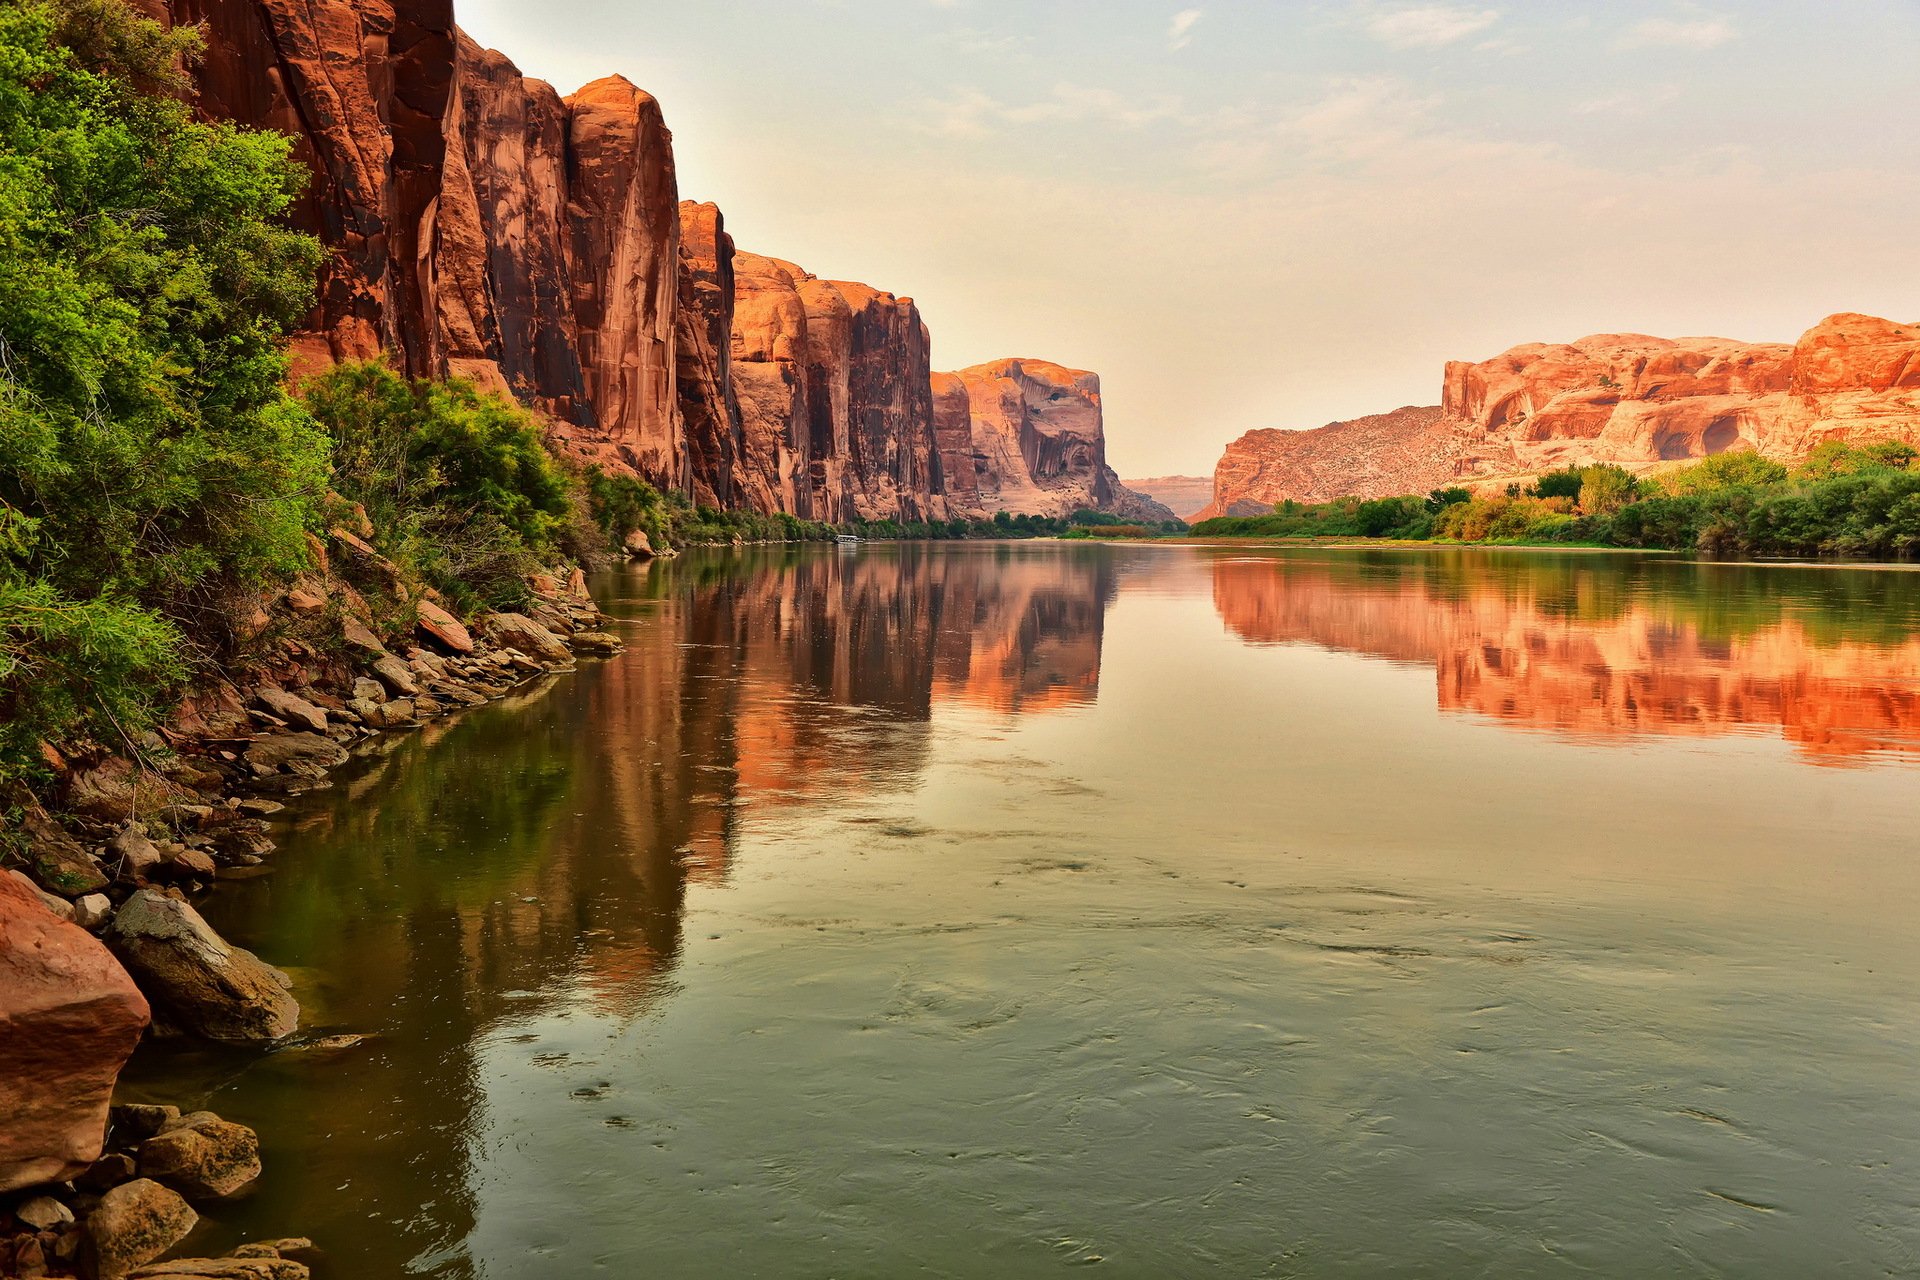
[1121,476,1213,521]
[1198,314,1920,518]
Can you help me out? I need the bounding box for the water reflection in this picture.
[119,544,1920,1277]
[1211,550,1920,762]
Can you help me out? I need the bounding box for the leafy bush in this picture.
[304,361,571,612]
[0,0,325,786]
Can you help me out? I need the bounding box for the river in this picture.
[124,543,1920,1277]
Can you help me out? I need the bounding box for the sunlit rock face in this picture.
[1201,314,1920,515]
[149,0,1177,521]
[728,253,946,522]
[1195,407,1467,519]
[1210,554,1920,762]
[941,359,1175,522]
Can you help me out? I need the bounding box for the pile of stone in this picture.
[0,1103,313,1279]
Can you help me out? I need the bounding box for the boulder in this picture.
[340,619,385,656]
[250,689,327,734]
[414,600,474,653]
[0,874,149,1193]
[161,849,217,882]
[28,825,109,898]
[16,1194,75,1230]
[242,734,346,781]
[105,891,299,1043]
[83,1179,197,1280]
[107,826,165,882]
[350,677,386,703]
[137,1113,261,1201]
[481,612,571,664]
[369,654,419,697]
[74,894,114,930]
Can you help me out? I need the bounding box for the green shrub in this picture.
[0,0,325,786]
[304,361,572,612]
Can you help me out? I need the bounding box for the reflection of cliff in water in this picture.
[131,545,1127,1272]
[1211,551,1920,763]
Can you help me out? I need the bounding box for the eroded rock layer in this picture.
[1201,313,1920,518]
[939,359,1175,522]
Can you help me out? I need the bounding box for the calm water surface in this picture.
[127,545,1920,1277]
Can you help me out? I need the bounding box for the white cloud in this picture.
[1169,9,1204,51]
[1364,5,1500,49]
[920,84,1188,138]
[1617,17,1737,50]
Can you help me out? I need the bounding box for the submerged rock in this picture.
[0,874,149,1194]
[106,891,298,1043]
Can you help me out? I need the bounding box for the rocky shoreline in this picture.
[1,525,629,1278]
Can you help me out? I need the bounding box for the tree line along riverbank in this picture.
[1184,445,1920,559]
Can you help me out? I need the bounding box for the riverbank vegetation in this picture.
[1188,445,1920,559]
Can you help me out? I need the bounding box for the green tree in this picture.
[0,0,326,784]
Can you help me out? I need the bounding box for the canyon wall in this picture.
[940,359,1176,522]
[1201,313,1920,518]
[154,0,1153,526]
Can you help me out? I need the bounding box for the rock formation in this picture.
[728,253,945,522]
[938,359,1175,521]
[149,0,1162,526]
[0,875,150,1193]
[1200,313,1920,518]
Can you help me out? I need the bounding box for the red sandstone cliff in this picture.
[1202,313,1920,518]
[154,0,1164,525]
[937,359,1175,521]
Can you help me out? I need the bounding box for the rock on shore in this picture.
[0,876,150,1193]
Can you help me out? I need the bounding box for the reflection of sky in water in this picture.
[134,545,1920,1278]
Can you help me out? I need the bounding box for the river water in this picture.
[125,544,1920,1277]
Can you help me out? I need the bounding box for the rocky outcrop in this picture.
[0,876,150,1194]
[1200,313,1920,516]
[940,359,1174,521]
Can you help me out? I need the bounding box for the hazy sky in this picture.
[459,1,1920,476]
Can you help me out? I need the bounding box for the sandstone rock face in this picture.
[562,76,684,482]
[931,372,980,511]
[158,1,1167,524]
[106,891,299,1043]
[1200,313,1920,515]
[676,202,745,509]
[731,252,818,517]
[1195,407,1476,519]
[0,875,150,1193]
[729,253,945,522]
[940,359,1174,521]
